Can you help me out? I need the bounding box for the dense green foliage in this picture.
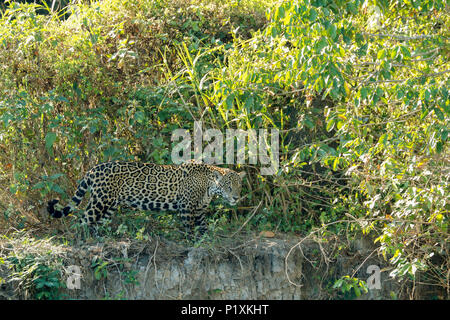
[0,0,448,298]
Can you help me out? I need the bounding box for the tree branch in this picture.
[362,32,437,41]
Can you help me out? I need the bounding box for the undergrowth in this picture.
[0,0,448,299]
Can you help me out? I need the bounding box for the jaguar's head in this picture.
[212,169,245,205]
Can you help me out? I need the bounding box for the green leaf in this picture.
[243,95,254,112]
[379,133,387,146]
[225,93,235,109]
[377,48,386,60]
[373,87,384,104]
[433,107,444,120]
[346,2,358,14]
[32,181,46,190]
[158,110,171,121]
[400,46,411,58]
[45,132,57,152]
[357,43,368,56]
[327,24,337,40]
[303,117,315,129]
[49,173,64,180]
[308,8,317,22]
[326,117,336,132]
[332,157,340,171]
[354,286,361,297]
[50,182,65,194]
[277,5,285,19]
[441,129,448,142]
[424,89,431,102]
[360,87,368,100]
[333,279,343,288]
[315,37,328,53]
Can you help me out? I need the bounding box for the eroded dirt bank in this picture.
[0,234,432,300]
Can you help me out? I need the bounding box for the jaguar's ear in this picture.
[238,171,246,180]
[213,170,222,183]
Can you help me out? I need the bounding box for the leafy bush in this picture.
[332,275,368,299]
[254,0,449,292]
[0,0,448,297]
[0,0,269,231]
[170,0,449,293]
[0,232,66,299]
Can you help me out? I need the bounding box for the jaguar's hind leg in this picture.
[79,196,116,223]
[79,200,118,237]
[101,206,117,223]
[179,209,208,239]
[79,199,100,225]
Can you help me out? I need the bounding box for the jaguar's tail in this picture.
[47,175,91,218]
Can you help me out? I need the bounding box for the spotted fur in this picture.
[47,161,245,235]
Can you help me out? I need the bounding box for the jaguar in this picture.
[47,161,245,235]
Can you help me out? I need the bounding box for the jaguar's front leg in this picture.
[193,210,208,236]
[180,209,194,236]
